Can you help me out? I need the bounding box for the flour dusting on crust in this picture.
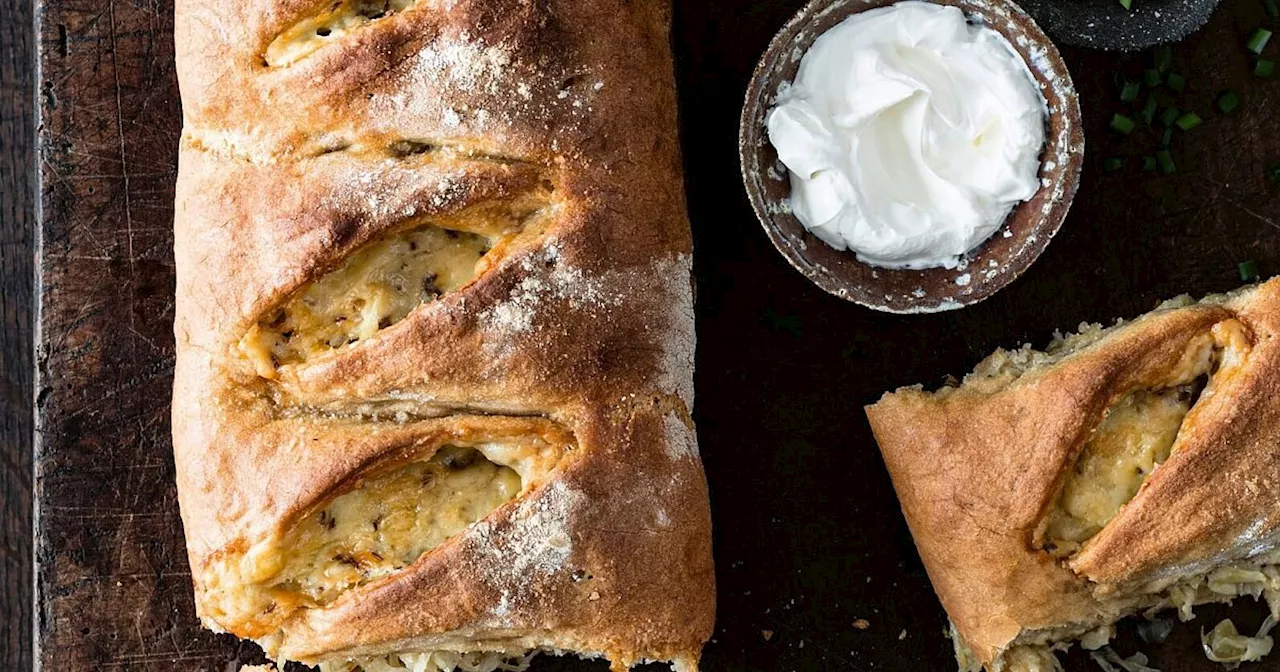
[478,244,615,337]
[651,254,695,408]
[465,479,584,624]
[661,411,698,461]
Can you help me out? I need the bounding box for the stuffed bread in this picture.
[867,280,1280,671]
[171,1,713,670]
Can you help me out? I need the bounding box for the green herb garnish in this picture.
[1119,0,1133,9]
[1154,45,1174,74]
[1247,28,1273,55]
[1159,106,1182,127]
[1161,127,1174,146]
[1120,80,1141,102]
[1140,96,1159,124]
[1268,162,1280,181]
[1240,260,1260,282]
[1104,157,1124,172]
[1217,91,1241,114]
[1157,149,1176,174]
[1267,0,1280,19]
[1143,156,1158,172]
[1110,113,1136,135]
[1256,58,1275,77]
[1144,68,1163,87]
[1175,112,1203,131]
[1166,72,1186,92]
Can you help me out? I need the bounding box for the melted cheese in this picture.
[266,0,416,67]
[1042,319,1253,558]
[317,650,535,672]
[271,446,520,606]
[240,194,552,377]
[200,426,573,638]
[1044,387,1194,555]
[242,227,490,376]
[202,447,521,635]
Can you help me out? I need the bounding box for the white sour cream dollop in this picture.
[766,1,1047,270]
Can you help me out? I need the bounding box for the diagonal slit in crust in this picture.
[304,136,541,167]
[1037,319,1253,559]
[264,0,420,68]
[239,187,555,379]
[199,416,576,638]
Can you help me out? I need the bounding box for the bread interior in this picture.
[200,431,570,638]
[239,192,552,377]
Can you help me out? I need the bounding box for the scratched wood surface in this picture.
[2,0,35,665]
[26,0,1280,669]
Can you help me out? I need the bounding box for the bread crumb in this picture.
[853,619,870,630]
[762,630,775,641]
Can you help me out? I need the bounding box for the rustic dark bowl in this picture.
[1019,0,1223,51]
[740,0,1084,313]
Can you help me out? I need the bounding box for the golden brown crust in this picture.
[172,0,713,667]
[865,280,1280,667]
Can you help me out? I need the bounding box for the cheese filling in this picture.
[317,650,536,672]
[1042,319,1251,558]
[240,197,550,377]
[268,446,520,606]
[200,434,569,637]
[241,226,491,376]
[1043,385,1198,557]
[266,0,416,67]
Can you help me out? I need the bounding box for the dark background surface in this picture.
[5,0,1280,669]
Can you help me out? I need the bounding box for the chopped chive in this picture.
[1157,149,1176,174]
[1144,68,1163,87]
[1161,127,1174,146]
[1159,106,1181,127]
[1240,260,1260,282]
[1267,0,1280,19]
[1119,80,1141,102]
[1143,156,1158,172]
[1268,162,1280,181]
[1154,45,1174,74]
[1110,113,1136,134]
[1218,91,1240,113]
[1119,0,1132,8]
[1166,72,1186,92]
[1175,112,1203,131]
[1247,27,1273,55]
[1140,96,1159,124]
[1104,157,1124,172]
[1256,58,1275,77]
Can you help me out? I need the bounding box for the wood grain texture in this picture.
[1,0,35,665]
[30,0,237,667]
[23,0,1280,670]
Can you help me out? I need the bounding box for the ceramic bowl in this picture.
[1018,0,1223,51]
[740,0,1084,313]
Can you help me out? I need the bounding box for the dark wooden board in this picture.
[23,0,1280,669]
[1,0,36,666]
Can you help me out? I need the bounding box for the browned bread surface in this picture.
[172,0,713,668]
[866,279,1280,669]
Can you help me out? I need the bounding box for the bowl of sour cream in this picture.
[740,0,1083,313]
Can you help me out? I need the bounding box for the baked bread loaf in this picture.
[171,1,714,670]
[867,280,1280,671]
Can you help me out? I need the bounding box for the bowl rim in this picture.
[739,0,1085,314]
